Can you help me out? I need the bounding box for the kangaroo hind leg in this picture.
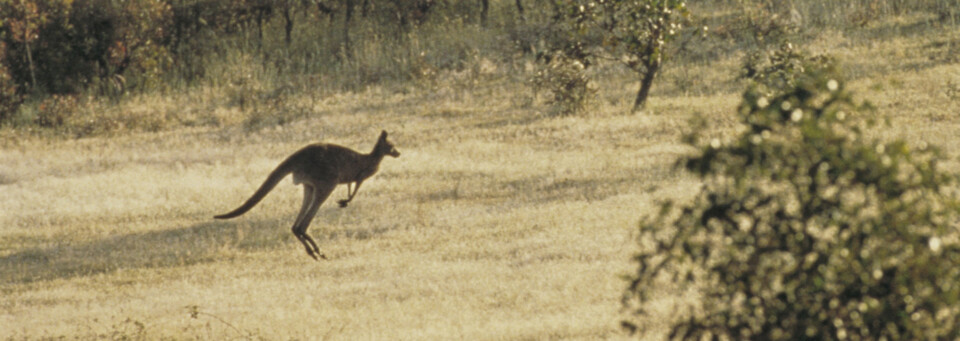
[338,180,364,208]
[292,182,335,260]
[292,184,320,259]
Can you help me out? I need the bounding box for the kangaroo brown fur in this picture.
[214,130,400,260]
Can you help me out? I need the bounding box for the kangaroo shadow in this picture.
[0,213,392,285]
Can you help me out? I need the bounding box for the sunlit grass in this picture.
[0,71,680,339]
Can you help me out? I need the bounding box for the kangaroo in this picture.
[214,130,400,260]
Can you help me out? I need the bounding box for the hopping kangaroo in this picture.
[214,130,400,260]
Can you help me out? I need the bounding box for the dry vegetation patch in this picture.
[1,76,679,339]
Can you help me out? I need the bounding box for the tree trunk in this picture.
[479,0,489,26]
[633,61,660,111]
[18,1,38,91]
[282,5,294,45]
[24,38,37,92]
[255,9,265,43]
[515,0,525,22]
[634,20,665,111]
[343,0,354,58]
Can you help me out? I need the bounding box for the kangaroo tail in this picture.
[214,158,295,219]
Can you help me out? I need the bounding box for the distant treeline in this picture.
[0,0,956,121]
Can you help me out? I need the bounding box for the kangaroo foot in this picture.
[305,248,328,261]
[337,200,349,208]
[308,247,328,261]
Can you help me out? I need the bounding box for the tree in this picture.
[598,0,689,110]
[280,0,295,45]
[514,0,525,22]
[480,0,489,26]
[557,0,690,111]
[5,0,43,92]
[622,65,960,339]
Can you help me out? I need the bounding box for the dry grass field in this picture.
[2,14,960,340]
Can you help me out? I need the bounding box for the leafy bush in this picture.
[34,94,78,128]
[550,0,692,111]
[622,65,960,339]
[740,42,833,96]
[530,52,595,116]
[736,2,802,43]
[0,0,172,95]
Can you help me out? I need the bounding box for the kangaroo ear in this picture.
[379,130,388,140]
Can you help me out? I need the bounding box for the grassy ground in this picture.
[2,15,960,340]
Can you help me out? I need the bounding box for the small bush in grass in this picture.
[740,42,833,96]
[622,64,960,339]
[530,52,596,116]
[34,94,78,128]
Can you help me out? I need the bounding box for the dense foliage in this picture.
[530,51,595,116]
[0,0,172,94]
[740,42,833,96]
[550,0,692,110]
[622,66,960,339]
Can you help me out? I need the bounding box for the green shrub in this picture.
[34,94,77,128]
[736,1,801,43]
[530,52,595,116]
[622,66,960,339]
[0,0,172,95]
[550,0,692,111]
[740,42,833,96]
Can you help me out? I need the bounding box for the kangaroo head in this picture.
[376,130,400,158]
